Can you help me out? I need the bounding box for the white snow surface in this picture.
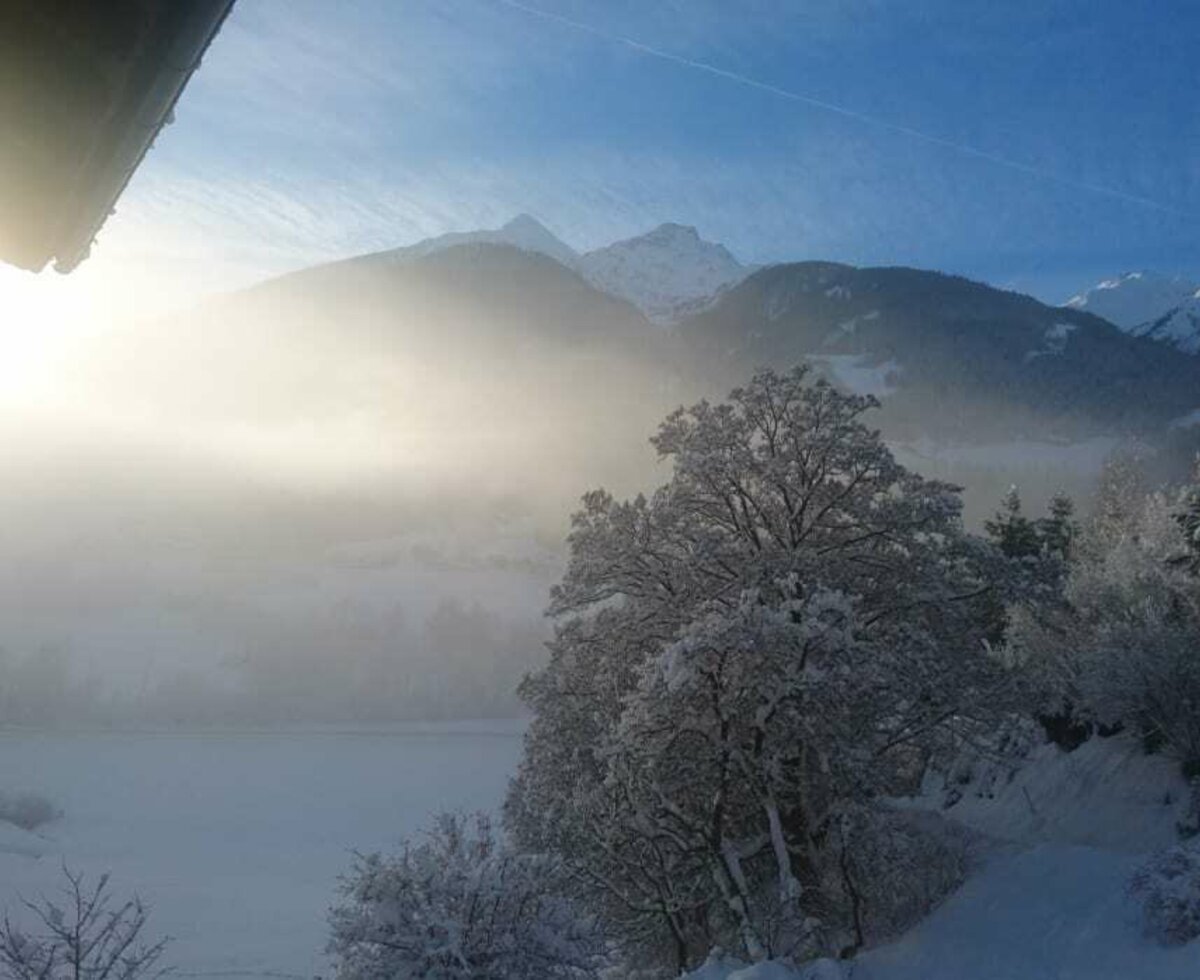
[578,223,749,323]
[6,727,1199,979]
[1025,321,1078,360]
[0,820,46,858]
[900,733,1190,852]
[851,844,1199,979]
[685,954,844,980]
[807,355,900,398]
[0,724,524,980]
[1066,271,1200,354]
[1171,407,1200,429]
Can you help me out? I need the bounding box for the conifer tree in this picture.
[985,487,1041,559]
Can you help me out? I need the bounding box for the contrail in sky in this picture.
[494,0,1188,219]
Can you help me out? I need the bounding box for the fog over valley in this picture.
[2,5,1199,977]
[3,221,1198,727]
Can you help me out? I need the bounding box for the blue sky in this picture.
[113,0,1200,305]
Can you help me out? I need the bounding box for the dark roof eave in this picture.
[53,0,237,273]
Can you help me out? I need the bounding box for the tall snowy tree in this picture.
[1037,492,1079,563]
[507,368,1007,969]
[1011,484,1200,769]
[1174,477,1200,576]
[984,487,1041,560]
[1088,445,1152,552]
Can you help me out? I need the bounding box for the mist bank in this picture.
[0,595,543,730]
[2,243,1197,726]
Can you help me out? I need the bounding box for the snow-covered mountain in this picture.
[356,215,747,323]
[578,223,749,324]
[1066,271,1200,354]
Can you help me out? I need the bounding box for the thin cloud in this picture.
[493,0,1194,219]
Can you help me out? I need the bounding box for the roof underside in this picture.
[0,0,235,273]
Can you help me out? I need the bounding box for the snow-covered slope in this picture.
[679,733,1200,980]
[903,732,1190,852]
[852,844,1200,980]
[0,821,45,859]
[1066,271,1200,354]
[578,223,749,323]
[689,843,1200,980]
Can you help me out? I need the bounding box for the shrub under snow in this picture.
[821,808,970,953]
[0,791,59,831]
[328,811,602,980]
[680,954,843,980]
[1129,842,1200,946]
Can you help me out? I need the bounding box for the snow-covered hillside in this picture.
[578,223,749,323]
[1066,271,1200,354]
[852,844,1199,980]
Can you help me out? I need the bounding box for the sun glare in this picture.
[0,266,80,404]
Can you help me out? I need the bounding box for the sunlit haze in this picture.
[0,4,1198,978]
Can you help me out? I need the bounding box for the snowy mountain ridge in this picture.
[578,222,749,323]
[1066,271,1200,354]
[359,214,749,323]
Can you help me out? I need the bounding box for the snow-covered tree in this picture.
[1037,492,1078,563]
[818,807,969,955]
[981,489,1076,654]
[328,812,602,980]
[1174,478,1200,576]
[507,368,1008,969]
[1010,485,1200,768]
[983,487,1076,589]
[985,487,1041,560]
[1087,445,1153,552]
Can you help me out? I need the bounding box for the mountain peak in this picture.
[1066,269,1200,354]
[579,223,747,324]
[501,213,553,235]
[646,222,700,240]
[487,213,578,267]
[366,213,578,271]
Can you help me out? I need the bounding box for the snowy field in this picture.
[4,727,1199,980]
[0,723,525,980]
